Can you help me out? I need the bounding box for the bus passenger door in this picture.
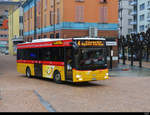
[34,63,42,77]
[34,48,43,77]
[64,47,73,81]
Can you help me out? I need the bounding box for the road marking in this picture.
[34,90,56,112]
[0,89,2,100]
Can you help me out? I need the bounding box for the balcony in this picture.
[147,16,150,22]
[130,11,137,16]
[147,4,150,10]
[130,0,137,6]
[131,31,137,34]
[130,21,137,25]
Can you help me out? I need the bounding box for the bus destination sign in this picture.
[52,41,63,45]
[77,40,104,47]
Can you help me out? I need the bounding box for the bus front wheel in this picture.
[53,71,62,84]
[26,67,31,78]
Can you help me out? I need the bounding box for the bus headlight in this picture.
[104,73,109,79]
[76,75,81,78]
[76,75,83,81]
[106,73,109,76]
[79,78,83,81]
[104,76,108,79]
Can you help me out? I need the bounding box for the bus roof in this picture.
[17,38,106,49]
[32,38,72,43]
[19,38,105,45]
[32,38,105,43]
[73,38,105,41]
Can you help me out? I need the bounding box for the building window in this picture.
[128,9,132,15]
[100,0,107,3]
[19,30,24,36]
[128,0,132,5]
[128,28,132,34]
[57,8,60,24]
[99,6,108,23]
[139,14,145,21]
[56,33,59,38]
[148,1,150,7]
[75,6,84,22]
[30,8,32,19]
[128,19,132,25]
[19,16,23,23]
[44,14,47,27]
[44,35,47,38]
[75,0,84,2]
[37,1,41,14]
[139,25,145,32]
[50,11,53,25]
[50,0,54,7]
[44,0,47,10]
[140,3,145,11]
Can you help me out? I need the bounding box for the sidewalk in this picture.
[109,60,150,77]
[119,59,150,69]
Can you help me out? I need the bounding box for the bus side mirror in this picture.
[70,42,79,54]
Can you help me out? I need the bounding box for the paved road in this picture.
[0,55,150,112]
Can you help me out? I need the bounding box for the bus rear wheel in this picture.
[26,67,31,78]
[53,71,62,84]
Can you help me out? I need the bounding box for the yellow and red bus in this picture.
[17,38,109,83]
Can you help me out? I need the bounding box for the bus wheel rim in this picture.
[55,74,61,81]
[27,69,30,77]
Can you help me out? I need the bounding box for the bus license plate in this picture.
[92,78,96,81]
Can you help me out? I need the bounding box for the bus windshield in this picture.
[75,48,107,70]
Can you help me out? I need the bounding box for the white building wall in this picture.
[119,0,133,37]
[138,0,150,33]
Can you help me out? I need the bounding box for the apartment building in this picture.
[0,10,8,54]
[129,0,150,33]
[8,0,24,55]
[119,0,133,36]
[138,0,150,33]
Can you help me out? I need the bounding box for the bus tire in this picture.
[26,67,31,78]
[53,71,62,84]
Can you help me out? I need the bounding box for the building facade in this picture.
[23,0,118,40]
[130,0,138,34]
[23,0,119,67]
[0,10,8,54]
[119,0,134,36]
[0,28,8,55]
[129,0,150,33]
[137,0,150,33]
[8,0,23,56]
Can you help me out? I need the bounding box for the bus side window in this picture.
[39,48,51,61]
[17,49,21,60]
[51,47,64,62]
[45,48,51,61]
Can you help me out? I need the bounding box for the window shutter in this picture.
[76,6,84,22]
[104,7,107,22]
[100,7,107,23]
[80,6,84,22]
